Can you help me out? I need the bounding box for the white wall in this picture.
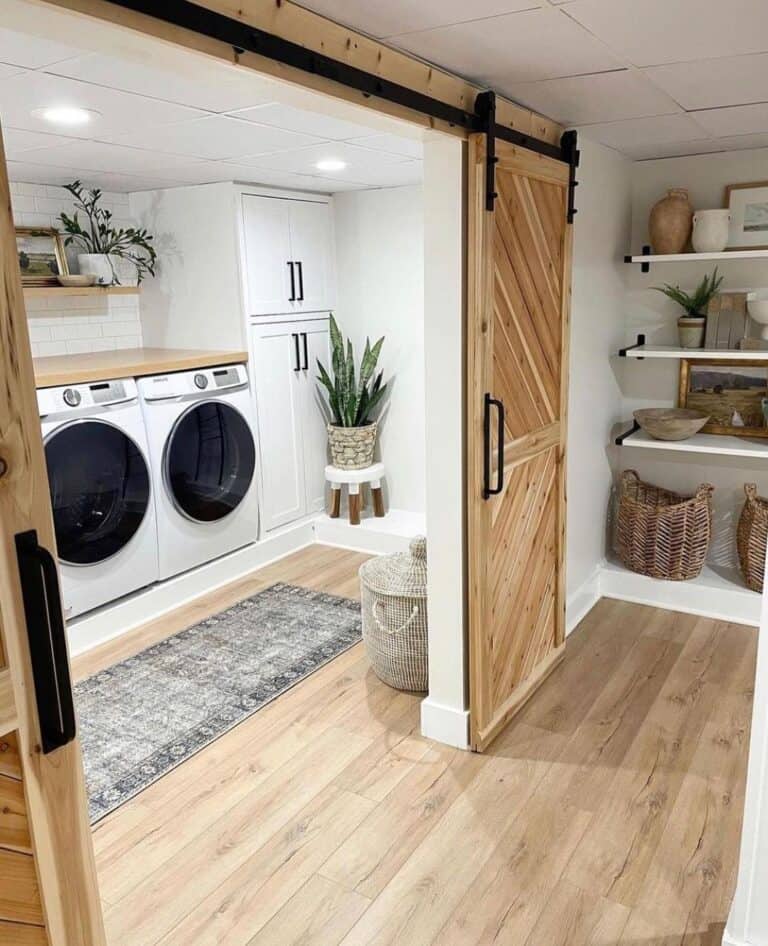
[622,148,768,579]
[11,182,143,356]
[332,185,425,513]
[566,138,632,625]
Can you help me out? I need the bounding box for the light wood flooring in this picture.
[72,545,757,946]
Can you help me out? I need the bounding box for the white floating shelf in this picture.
[623,345,768,361]
[626,249,768,264]
[620,428,768,459]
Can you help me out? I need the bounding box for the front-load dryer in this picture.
[138,363,258,580]
[38,377,159,618]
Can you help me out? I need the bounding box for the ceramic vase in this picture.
[649,188,694,254]
[77,253,116,286]
[692,209,731,253]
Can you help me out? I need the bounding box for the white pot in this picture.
[692,209,731,253]
[748,290,768,340]
[77,253,116,286]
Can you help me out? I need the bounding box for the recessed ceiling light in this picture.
[315,158,347,172]
[32,106,101,127]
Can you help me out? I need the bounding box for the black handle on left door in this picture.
[302,333,309,370]
[15,529,77,754]
[292,333,301,371]
[287,262,296,302]
[296,261,304,302]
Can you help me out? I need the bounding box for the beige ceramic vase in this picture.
[649,188,694,254]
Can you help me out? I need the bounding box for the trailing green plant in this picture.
[58,180,157,284]
[653,267,723,317]
[316,315,388,427]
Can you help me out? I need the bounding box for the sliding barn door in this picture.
[0,125,106,944]
[467,135,573,751]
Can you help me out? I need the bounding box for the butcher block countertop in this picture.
[33,347,249,388]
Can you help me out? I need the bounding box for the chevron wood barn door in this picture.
[467,135,573,751]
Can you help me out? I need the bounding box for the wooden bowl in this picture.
[57,274,97,287]
[633,408,710,441]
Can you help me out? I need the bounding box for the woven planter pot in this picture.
[615,469,713,581]
[327,422,377,470]
[737,484,768,592]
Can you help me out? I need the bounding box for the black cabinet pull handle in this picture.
[483,394,505,499]
[15,529,76,754]
[296,261,304,301]
[292,333,301,371]
[287,262,296,302]
[302,332,309,370]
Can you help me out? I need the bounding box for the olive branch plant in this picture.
[58,180,157,285]
[316,315,388,427]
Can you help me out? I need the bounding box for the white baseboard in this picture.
[420,697,470,749]
[67,520,315,657]
[314,508,426,555]
[600,559,760,627]
[566,565,602,635]
[722,931,750,946]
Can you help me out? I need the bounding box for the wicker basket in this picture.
[737,483,768,592]
[327,422,377,470]
[359,536,428,692]
[615,469,714,581]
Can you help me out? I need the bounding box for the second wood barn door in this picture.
[467,136,572,751]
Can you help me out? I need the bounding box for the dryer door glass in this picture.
[45,421,151,565]
[165,402,256,522]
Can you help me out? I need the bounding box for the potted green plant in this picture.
[58,181,157,287]
[653,267,723,349]
[316,315,388,470]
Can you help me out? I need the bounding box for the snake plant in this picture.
[317,315,387,427]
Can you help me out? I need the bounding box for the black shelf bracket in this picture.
[615,420,640,446]
[624,245,652,273]
[561,130,580,224]
[475,91,498,211]
[618,333,647,358]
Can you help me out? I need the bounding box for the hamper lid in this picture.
[360,536,427,598]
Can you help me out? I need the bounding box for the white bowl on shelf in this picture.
[748,290,768,340]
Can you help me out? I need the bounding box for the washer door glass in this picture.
[165,401,255,522]
[46,421,151,566]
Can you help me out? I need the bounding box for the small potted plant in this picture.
[316,315,388,470]
[653,267,723,349]
[58,181,157,287]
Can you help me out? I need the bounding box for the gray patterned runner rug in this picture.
[75,583,362,823]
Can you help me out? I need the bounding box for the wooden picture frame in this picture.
[724,181,768,251]
[15,226,68,286]
[679,358,768,438]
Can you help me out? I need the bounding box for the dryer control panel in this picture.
[37,378,137,418]
[139,363,249,401]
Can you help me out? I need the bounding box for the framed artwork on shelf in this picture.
[724,181,768,250]
[679,359,768,438]
[15,227,68,286]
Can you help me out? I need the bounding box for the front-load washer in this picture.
[38,377,159,619]
[138,363,258,580]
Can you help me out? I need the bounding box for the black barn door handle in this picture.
[483,394,505,499]
[15,529,76,754]
[287,261,296,302]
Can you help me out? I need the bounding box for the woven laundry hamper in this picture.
[737,483,768,592]
[359,536,428,692]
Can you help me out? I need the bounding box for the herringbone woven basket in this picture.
[737,483,768,592]
[616,469,713,581]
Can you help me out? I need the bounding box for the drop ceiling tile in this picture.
[11,140,208,175]
[0,62,25,81]
[626,134,768,161]
[239,141,408,175]
[580,113,711,152]
[690,103,768,138]
[343,162,424,188]
[103,116,324,161]
[230,103,375,140]
[0,27,84,69]
[0,71,206,140]
[2,127,80,157]
[391,7,622,85]
[644,54,768,111]
[348,133,424,158]
[48,52,279,113]
[506,70,680,126]
[294,1,543,39]
[564,0,768,67]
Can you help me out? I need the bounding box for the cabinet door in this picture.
[298,321,331,514]
[251,324,306,530]
[288,200,333,314]
[242,195,294,316]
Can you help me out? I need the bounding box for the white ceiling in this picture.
[0,1,424,193]
[297,0,768,160]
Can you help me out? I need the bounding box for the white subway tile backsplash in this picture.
[28,324,52,343]
[34,341,68,356]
